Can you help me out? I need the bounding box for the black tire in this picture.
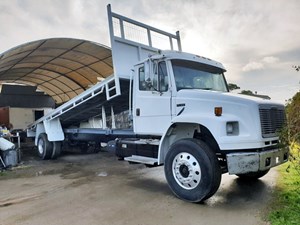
[37,133,53,160]
[80,142,88,153]
[201,141,222,201]
[236,169,270,180]
[164,138,221,202]
[51,141,62,159]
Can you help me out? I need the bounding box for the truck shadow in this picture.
[125,172,273,206]
[207,176,272,207]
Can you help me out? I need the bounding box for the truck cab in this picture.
[133,51,227,135]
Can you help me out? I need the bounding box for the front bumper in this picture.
[226,147,289,175]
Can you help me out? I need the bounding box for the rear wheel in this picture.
[51,141,62,159]
[37,133,53,160]
[236,169,270,180]
[164,138,221,202]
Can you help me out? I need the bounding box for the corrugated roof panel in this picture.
[34,69,60,79]
[42,82,65,95]
[27,73,53,81]
[0,51,32,64]
[56,76,81,90]
[89,61,113,77]
[2,41,43,59]
[65,91,78,99]
[21,77,44,84]
[62,50,99,65]
[15,80,37,86]
[75,89,83,95]
[0,75,18,80]
[2,68,33,76]
[40,38,82,49]
[102,57,113,67]
[76,67,100,82]
[50,58,84,70]
[49,79,73,92]
[13,63,43,69]
[0,65,11,73]
[21,56,54,64]
[55,93,74,103]
[41,64,72,74]
[65,71,92,87]
[30,48,67,57]
[51,95,63,103]
[0,38,113,103]
[37,85,56,96]
[74,42,112,59]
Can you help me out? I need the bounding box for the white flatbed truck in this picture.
[27,5,289,202]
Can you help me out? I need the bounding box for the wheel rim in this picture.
[172,152,201,190]
[38,138,44,155]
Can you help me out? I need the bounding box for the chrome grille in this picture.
[259,105,286,138]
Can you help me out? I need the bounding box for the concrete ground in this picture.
[0,143,275,225]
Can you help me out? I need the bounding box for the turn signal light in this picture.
[214,107,222,117]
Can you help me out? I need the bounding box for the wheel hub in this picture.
[38,139,44,155]
[179,164,190,178]
[172,152,201,190]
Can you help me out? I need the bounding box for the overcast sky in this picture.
[1,0,299,103]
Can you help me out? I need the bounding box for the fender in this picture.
[158,112,243,165]
[33,118,64,145]
[43,118,64,142]
[158,122,199,164]
[158,112,228,165]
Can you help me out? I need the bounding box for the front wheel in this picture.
[164,139,221,202]
[236,169,270,180]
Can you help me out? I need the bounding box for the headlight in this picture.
[226,122,239,135]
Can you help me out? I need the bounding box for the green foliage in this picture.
[228,83,240,91]
[268,162,300,225]
[268,91,300,224]
[292,65,300,72]
[240,90,254,95]
[0,171,8,176]
[286,92,300,142]
[239,89,271,99]
[283,92,300,172]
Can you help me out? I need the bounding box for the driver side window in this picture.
[157,61,168,92]
[139,66,147,91]
[138,61,169,92]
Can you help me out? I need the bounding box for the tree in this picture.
[240,90,271,99]
[228,83,270,99]
[286,92,300,142]
[284,92,300,173]
[228,83,240,91]
[293,65,300,72]
[240,90,254,95]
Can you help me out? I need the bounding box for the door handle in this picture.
[136,108,140,116]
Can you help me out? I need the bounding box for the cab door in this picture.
[133,60,172,135]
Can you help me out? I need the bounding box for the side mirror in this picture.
[144,60,150,81]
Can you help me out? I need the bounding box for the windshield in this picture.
[171,59,228,92]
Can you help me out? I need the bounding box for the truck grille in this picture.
[259,105,286,138]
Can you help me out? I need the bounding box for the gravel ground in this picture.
[0,142,275,225]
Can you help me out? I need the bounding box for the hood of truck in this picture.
[174,89,284,150]
[175,89,282,107]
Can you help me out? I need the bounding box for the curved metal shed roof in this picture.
[0,38,113,104]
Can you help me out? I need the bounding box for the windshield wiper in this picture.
[199,88,212,90]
